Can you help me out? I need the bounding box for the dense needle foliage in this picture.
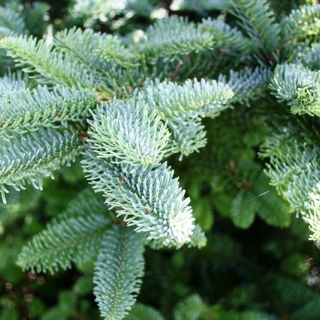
[1,0,320,319]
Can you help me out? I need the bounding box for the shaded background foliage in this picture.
[1,0,320,319]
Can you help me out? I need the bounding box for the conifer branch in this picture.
[82,151,195,247]
[0,128,81,203]
[300,43,320,71]
[53,27,139,90]
[0,1,317,316]
[270,64,320,116]
[0,85,97,134]
[148,224,207,250]
[260,125,320,240]
[226,0,280,63]
[53,27,107,69]
[170,0,228,12]
[53,27,114,85]
[0,71,30,95]
[17,212,112,273]
[305,189,320,241]
[0,6,27,36]
[94,226,145,319]
[140,78,233,118]
[218,67,271,106]
[230,188,256,229]
[200,17,252,56]
[230,172,290,229]
[124,303,165,320]
[138,78,233,155]
[96,35,139,69]
[139,16,215,62]
[174,294,205,320]
[0,35,94,88]
[17,188,111,272]
[22,2,50,38]
[54,187,110,221]
[87,100,171,167]
[165,112,206,157]
[70,0,155,27]
[280,4,320,54]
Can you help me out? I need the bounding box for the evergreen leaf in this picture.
[252,174,291,227]
[260,125,320,239]
[88,99,171,167]
[53,27,138,92]
[96,35,139,69]
[138,78,233,156]
[123,303,164,320]
[0,71,29,95]
[191,197,213,232]
[0,127,81,203]
[53,27,113,85]
[230,189,256,229]
[93,225,145,319]
[189,224,207,248]
[0,35,94,88]
[226,0,280,63]
[165,112,206,158]
[170,0,228,12]
[0,6,27,36]
[82,151,195,247]
[0,187,40,226]
[140,78,233,118]
[300,43,320,71]
[0,2,318,317]
[200,16,252,55]
[174,294,205,320]
[0,85,97,134]
[292,298,320,320]
[139,15,214,62]
[70,0,156,28]
[218,67,271,106]
[147,224,207,250]
[54,187,109,221]
[209,305,275,320]
[22,2,50,38]
[54,27,107,69]
[280,4,320,58]
[265,272,319,306]
[270,63,320,116]
[17,192,112,273]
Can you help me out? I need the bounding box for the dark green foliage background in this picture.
[1,0,320,319]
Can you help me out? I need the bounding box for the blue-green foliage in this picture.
[200,16,252,56]
[0,85,97,133]
[0,128,81,203]
[83,153,195,246]
[226,0,280,63]
[139,16,215,62]
[299,43,320,70]
[218,67,271,105]
[87,100,171,166]
[1,0,320,319]
[94,226,145,319]
[174,294,205,320]
[17,189,112,273]
[260,124,320,240]
[0,71,30,94]
[137,78,233,154]
[0,35,95,87]
[270,63,320,116]
[0,6,27,36]
[124,303,165,320]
